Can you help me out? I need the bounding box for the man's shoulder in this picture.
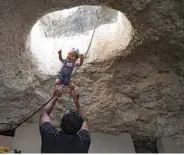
[77,130,91,152]
[78,129,91,143]
[40,122,58,137]
[40,121,53,129]
[78,129,90,135]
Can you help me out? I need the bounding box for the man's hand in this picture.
[53,85,63,98]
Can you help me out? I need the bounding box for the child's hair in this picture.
[72,48,79,59]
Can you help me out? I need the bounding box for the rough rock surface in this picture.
[29,6,132,75]
[40,5,118,37]
[0,0,184,153]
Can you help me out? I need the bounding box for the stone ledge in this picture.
[156,138,184,153]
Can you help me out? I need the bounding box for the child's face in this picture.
[67,51,78,62]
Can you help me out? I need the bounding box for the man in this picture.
[39,86,91,153]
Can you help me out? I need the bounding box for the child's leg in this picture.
[53,78,63,96]
[67,82,75,94]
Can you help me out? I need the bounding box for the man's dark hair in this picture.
[60,110,83,135]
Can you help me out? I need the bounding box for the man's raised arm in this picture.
[39,86,62,126]
[71,91,89,131]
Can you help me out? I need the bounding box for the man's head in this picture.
[60,109,83,135]
[67,48,79,62]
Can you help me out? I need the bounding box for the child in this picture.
[55,48,84,94]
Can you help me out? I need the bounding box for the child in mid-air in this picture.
[55,48,84,94]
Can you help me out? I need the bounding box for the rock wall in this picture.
[40,5,118,37]
[29,6,132,75]
[0,0,184,152]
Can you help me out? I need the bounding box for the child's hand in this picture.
[79,54,84,59]
[58,50,62,54]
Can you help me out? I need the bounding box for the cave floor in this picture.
[1,123,135,153]
[1,123,183,153]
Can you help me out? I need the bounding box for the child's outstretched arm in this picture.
[58,49,64,63]
[76,54,84,66]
